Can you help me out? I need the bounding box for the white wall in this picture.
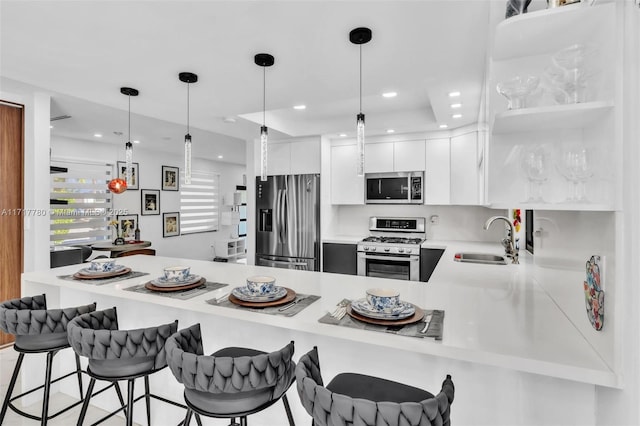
[51,136,245,261]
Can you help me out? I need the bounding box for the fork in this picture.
[330,300,349,320]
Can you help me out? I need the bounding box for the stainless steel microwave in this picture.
[365,172,423,204]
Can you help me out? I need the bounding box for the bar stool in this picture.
[296,347,455,426]
[67,307,179,426]
[0,294,96,425]
[165,323,296,426]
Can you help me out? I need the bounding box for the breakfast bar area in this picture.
[20,245,616,426]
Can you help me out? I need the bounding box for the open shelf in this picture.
[487,202,616,212]
[492,101,614,134]
[493,3,615,61]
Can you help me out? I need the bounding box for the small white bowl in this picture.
[246,276,276,295]
[163,266,191,283]
[89,258,117,273]
[366,288,400,312]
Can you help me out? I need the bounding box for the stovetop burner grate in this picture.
[361,236,424,245]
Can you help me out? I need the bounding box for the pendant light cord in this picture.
[187,83,190,133]
[359,44,362,113]
[128,95,131,142]
[263,66,266,126]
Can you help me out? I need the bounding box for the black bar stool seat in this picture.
[326,372,435,403]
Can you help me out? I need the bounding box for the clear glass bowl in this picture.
[497,75,540,110]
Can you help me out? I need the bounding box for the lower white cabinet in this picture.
[331,144,364,205]
[213,238,246,260]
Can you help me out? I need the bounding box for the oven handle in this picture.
[358,253,419,261]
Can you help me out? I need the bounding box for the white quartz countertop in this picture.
[22,244,618,388]
[322,235,364,244]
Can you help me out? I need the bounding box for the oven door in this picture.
[357,252,420,281]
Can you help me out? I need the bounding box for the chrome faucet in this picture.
[483,216,519,264]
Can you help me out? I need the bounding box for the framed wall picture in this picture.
[163,212,180,237]
[162,165,179,191]
[116,161,139,190]
[117,214,138,241]
[141,189,160,215]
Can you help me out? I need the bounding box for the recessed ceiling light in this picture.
[133,140,140,144]
[382,92,397,98]
[223,117,236,123]
[50,125,53,129]
[452,114,462,119]
[449,91,461,97]
[339,133,347,137]
[450,103,462,108]
[217,155,223,159]
[293,105,306,110]
[386,129,395,133]
[439,124,448,129]
[94,133,102,138]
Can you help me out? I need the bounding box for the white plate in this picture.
[351,298,416,320]
[231,286,287,302]
[78,265,126,276]
[150,275,202,287]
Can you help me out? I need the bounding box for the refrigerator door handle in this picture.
[277,189,285,244]
[283,188,289,244]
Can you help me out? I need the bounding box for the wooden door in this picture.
[0,101,24,346]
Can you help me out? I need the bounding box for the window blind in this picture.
[180,170,219,234]
[50,160,113,245]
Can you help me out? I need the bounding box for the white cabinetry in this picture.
[487,3,618,210]
[394,140,426,171]
[256,137,320,176]
[213,238,246,260]
[364,142,393,173]
[450,132,481,205]
[424,138,450,205]
[364,140,425,173]
[331,144,364,205]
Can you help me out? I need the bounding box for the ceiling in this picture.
[0,0,493,162]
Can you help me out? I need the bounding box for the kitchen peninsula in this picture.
[21,247,616,426]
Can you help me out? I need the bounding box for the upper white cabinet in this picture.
[487,3,619,211]
[364,140,426,173]
[364,142,393,173]
[450,132,481,205]
[330,144,364,205]
[394,140,426,172]
[255,137,321,176]
[424,138,450,205]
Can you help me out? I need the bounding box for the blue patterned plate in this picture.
[150,275,202,288]
[231,286,287,302]
[351,298,416,320]
[78,265,126,276]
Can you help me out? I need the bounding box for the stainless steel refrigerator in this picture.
[256,174,320,271]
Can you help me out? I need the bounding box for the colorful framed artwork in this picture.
[117,214,138,241]
[163,212,180,237]
[162,165,179,191]
[141,189,160,215]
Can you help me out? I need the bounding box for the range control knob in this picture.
[363,246,369,251]
[384,248,390,252]
[398,248,404,253]
[371,247,377,252]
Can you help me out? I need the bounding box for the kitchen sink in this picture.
[453,252,507,265]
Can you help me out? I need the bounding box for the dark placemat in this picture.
[123,281,227,300]
[319,299,444,340]
[206,293,320,317]
[57,271,149,286]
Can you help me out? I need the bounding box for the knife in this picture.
[278,297,305,312]
[420,313,433,334]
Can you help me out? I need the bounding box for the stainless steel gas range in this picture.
[357,217,425,281]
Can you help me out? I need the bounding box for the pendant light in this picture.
[255,53,274,181]
[349,27,372,177]
[108,87,138,193]
[179,72,198,184]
